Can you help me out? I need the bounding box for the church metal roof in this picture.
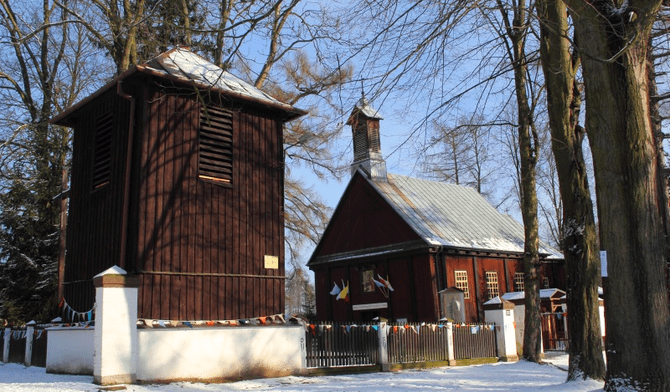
[368,172,562,259]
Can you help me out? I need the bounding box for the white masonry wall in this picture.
[136,325,305,383]
[45,327,95,375]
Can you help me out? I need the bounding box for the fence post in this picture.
[93,266,139,385]
[446,322,456,365]
[377,322,389,371]
[2,327,9,363]
[24,321,35,366]
[299,335,307,371]
[483,299,519,362]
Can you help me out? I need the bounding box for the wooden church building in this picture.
[307,98,564,323]
[51,47,305,321]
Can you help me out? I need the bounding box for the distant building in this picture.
[307,98,564,323]
[51,47,305,321]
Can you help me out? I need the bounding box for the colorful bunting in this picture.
[58,298,96,324]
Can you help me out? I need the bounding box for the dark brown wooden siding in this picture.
[63,88,131,311]
[62,76,286,320]
[130,85,285,320]
[314,252,439,323]
[312,174,422,257]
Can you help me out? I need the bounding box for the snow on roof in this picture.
[144,47,297,112]
[501,289,566,301]
[51,47,305,125]
[501,291,525,301]
[369,173,563,258]
[348,97,383,121]
[93,265,127,278]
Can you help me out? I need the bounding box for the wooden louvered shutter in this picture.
[199,105,233,184]
[92,112,113,189]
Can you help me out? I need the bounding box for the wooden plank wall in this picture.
[132,87,285,321]
[63,89,130,312]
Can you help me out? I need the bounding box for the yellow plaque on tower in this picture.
[264,255,279,269]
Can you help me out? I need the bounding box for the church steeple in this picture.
[347,96,387,181]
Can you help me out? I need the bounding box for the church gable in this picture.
[310,172,422,259]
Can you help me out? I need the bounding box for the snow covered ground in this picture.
[0,352,603,392]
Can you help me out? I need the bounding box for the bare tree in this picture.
[536,0,606,380]
[487,0,544,362]
[0,0,101,322]
[562,0,670,389]
[422,116,496,195]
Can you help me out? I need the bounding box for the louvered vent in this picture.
[92,112,113,189]
[199,106,233,184]
[353,128,368,161]
[370,125,380,152]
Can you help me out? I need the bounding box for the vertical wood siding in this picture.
[132,87,285,320]
[63,78,286,321]
[63,88,130,311]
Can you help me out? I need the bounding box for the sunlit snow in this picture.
[0,352,604,391]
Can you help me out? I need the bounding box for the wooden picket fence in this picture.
[452,323,497,359]
[304,321,498,368]
[304,322,379,368]
[2,325,50,367]
[387,323,453,363]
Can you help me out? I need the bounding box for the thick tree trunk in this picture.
[566,0,670,389]
[536,0,605,381]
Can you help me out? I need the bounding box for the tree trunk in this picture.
[502,0,542,362]
[566,0,670,389]
[536,0,606,380]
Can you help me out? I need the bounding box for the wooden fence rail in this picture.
[452,323,497,360]
[387,323,452,363]
[304,322,379,368]
[304,321,498,368]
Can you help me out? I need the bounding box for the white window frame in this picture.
[454,270,470,299]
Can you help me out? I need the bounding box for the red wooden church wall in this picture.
[312,174,421,256]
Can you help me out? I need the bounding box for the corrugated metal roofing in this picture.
[369,172,562,258]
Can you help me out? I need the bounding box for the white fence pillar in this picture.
[446,322,456,365]
[24,322,35,366]
[377,322,389,371]
[2,327,9,363]
[93,266,139,385]
[484,299,519,362]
